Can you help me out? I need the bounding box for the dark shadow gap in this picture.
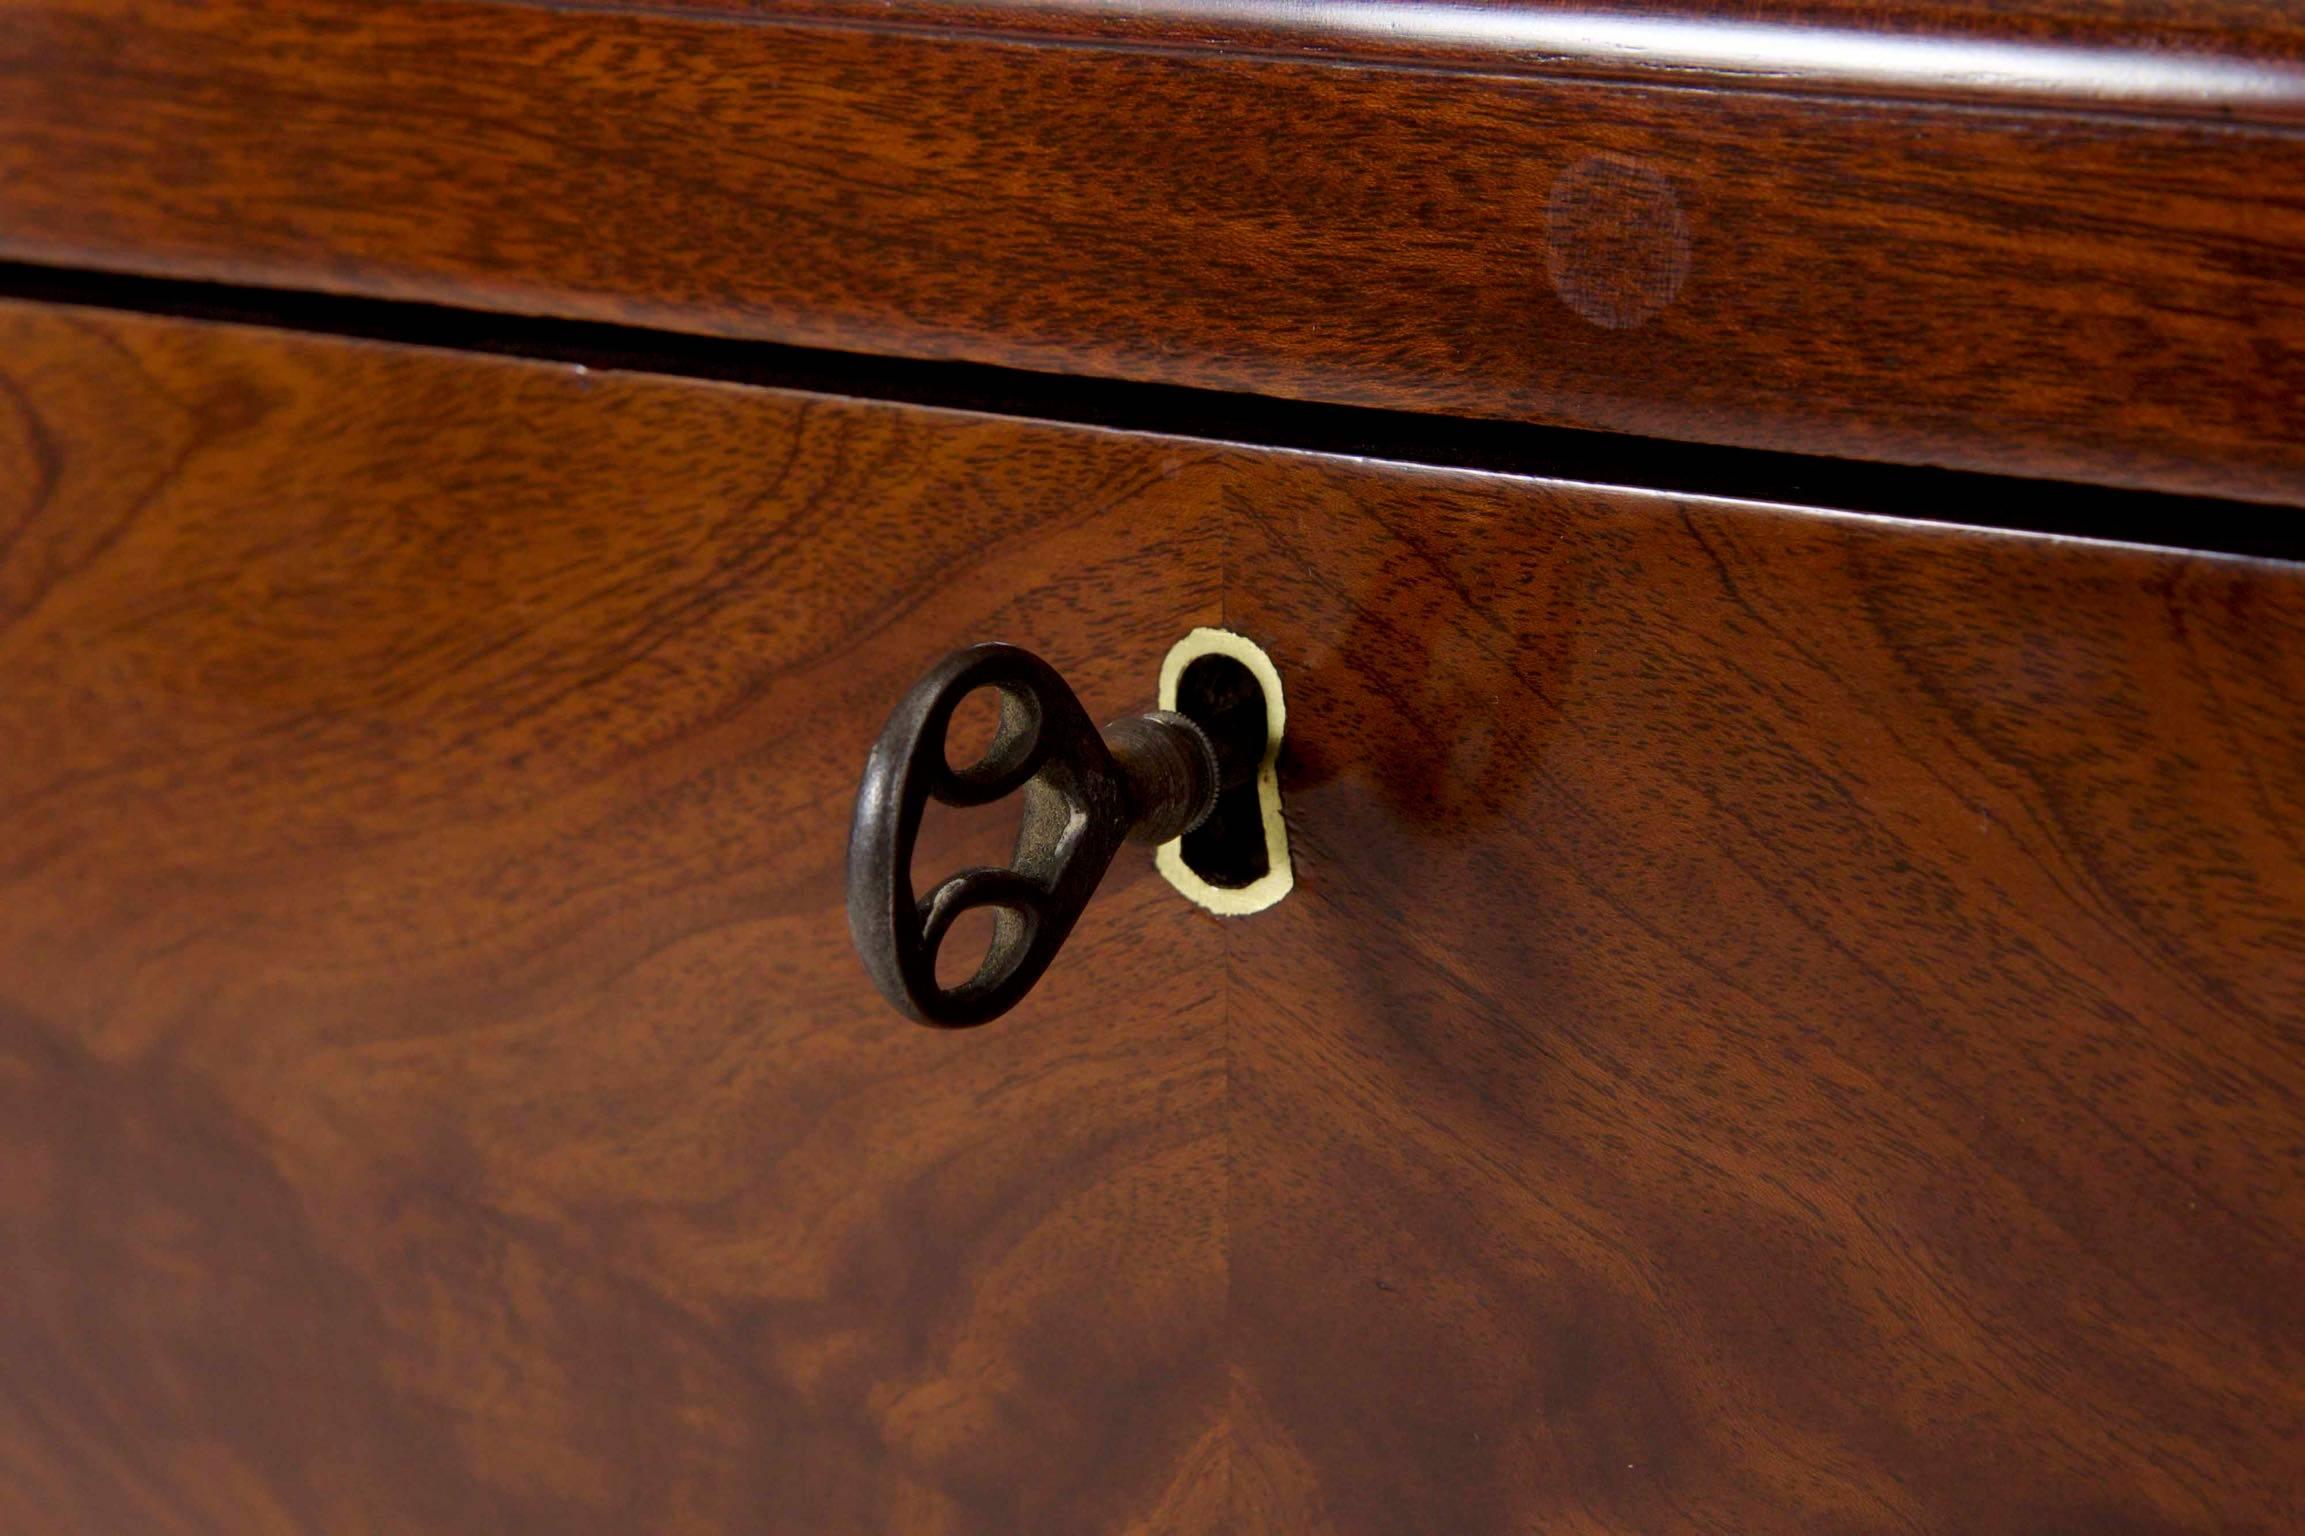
[1,257,2296,563]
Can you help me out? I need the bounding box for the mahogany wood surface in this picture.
[5,0,2305,504]
[684,0,2305,108]
[3,302,2303,1532]
[1224,467,2305,1532]
[0,301,1232,1533]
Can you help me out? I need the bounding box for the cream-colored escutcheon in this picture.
[1155,627,1293,915]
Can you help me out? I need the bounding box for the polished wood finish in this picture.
[1226,472,2305,1532]
[688,0,2305,114]
[0,303,1231,1533]
[6,0,2305,503]
[4,302,2302,1531]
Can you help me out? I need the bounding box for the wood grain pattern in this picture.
[679,0,2305,116]
[1226,466,2305,1532]
[5,0,2305,503]
[4,302,2303,1532]
[0,301,1231,1533]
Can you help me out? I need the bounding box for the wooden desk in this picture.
[1,4,2300,1531]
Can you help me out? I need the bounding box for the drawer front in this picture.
[1,301,2300,1533]
[1224,477,2305,1531]
[0,302,1231,1533]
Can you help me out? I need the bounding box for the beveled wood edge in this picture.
[10,0,2302,507]
[620,0,2305,123]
